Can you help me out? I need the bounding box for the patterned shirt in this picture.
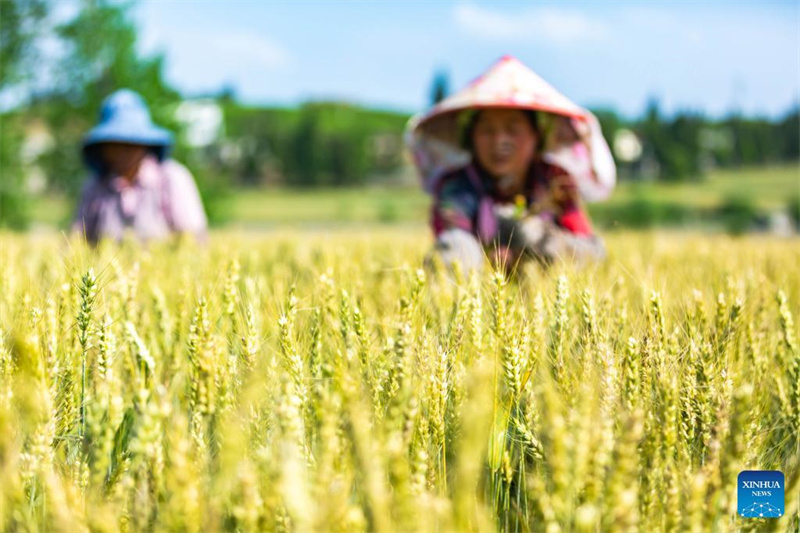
[431,162,593,243]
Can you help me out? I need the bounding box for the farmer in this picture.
[407,56,616,273]
[72,89,208,244]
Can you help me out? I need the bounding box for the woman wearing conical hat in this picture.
[407,56,615,272]
[72,89,208,244]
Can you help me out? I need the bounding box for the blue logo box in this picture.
[738,470,784,518]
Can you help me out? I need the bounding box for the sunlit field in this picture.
[28,164,800,228]
[1,230,798,532]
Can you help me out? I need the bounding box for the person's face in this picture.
[472,109,538,180]
[100,142,148,179]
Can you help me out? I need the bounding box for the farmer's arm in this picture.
[548,167,594,236]
[432,176,484,271]
[163,161,209,241]
[519,167,604,263]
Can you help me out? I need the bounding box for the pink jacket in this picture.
[72,156,208,244]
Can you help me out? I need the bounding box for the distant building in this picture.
[613,128,652,181]
[613,129,642,164]
[174,99,224,148]
[21,119,54,194]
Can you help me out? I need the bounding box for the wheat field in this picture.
[1,230,798,533]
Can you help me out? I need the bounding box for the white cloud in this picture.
[454,3,609,46]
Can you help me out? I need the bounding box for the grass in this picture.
[609,165,800,209]
[26,164,800,229]
[0,229,798,532]
[230,187,430,226]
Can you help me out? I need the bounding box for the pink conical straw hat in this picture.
[407,55,615,201]
[420,55,585,128]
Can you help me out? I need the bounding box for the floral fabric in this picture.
[432,163,593,245]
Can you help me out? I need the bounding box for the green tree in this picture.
[430,69,450,106]
[290,106,324,186]
[0,0,48,229]
[777,107,800,160]
[8,0,230,225]
[44,0,180,198]
[637,99,704,181]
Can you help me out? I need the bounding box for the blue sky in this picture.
[134,1,800,118]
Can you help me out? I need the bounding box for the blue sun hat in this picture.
[82,89,173,173]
